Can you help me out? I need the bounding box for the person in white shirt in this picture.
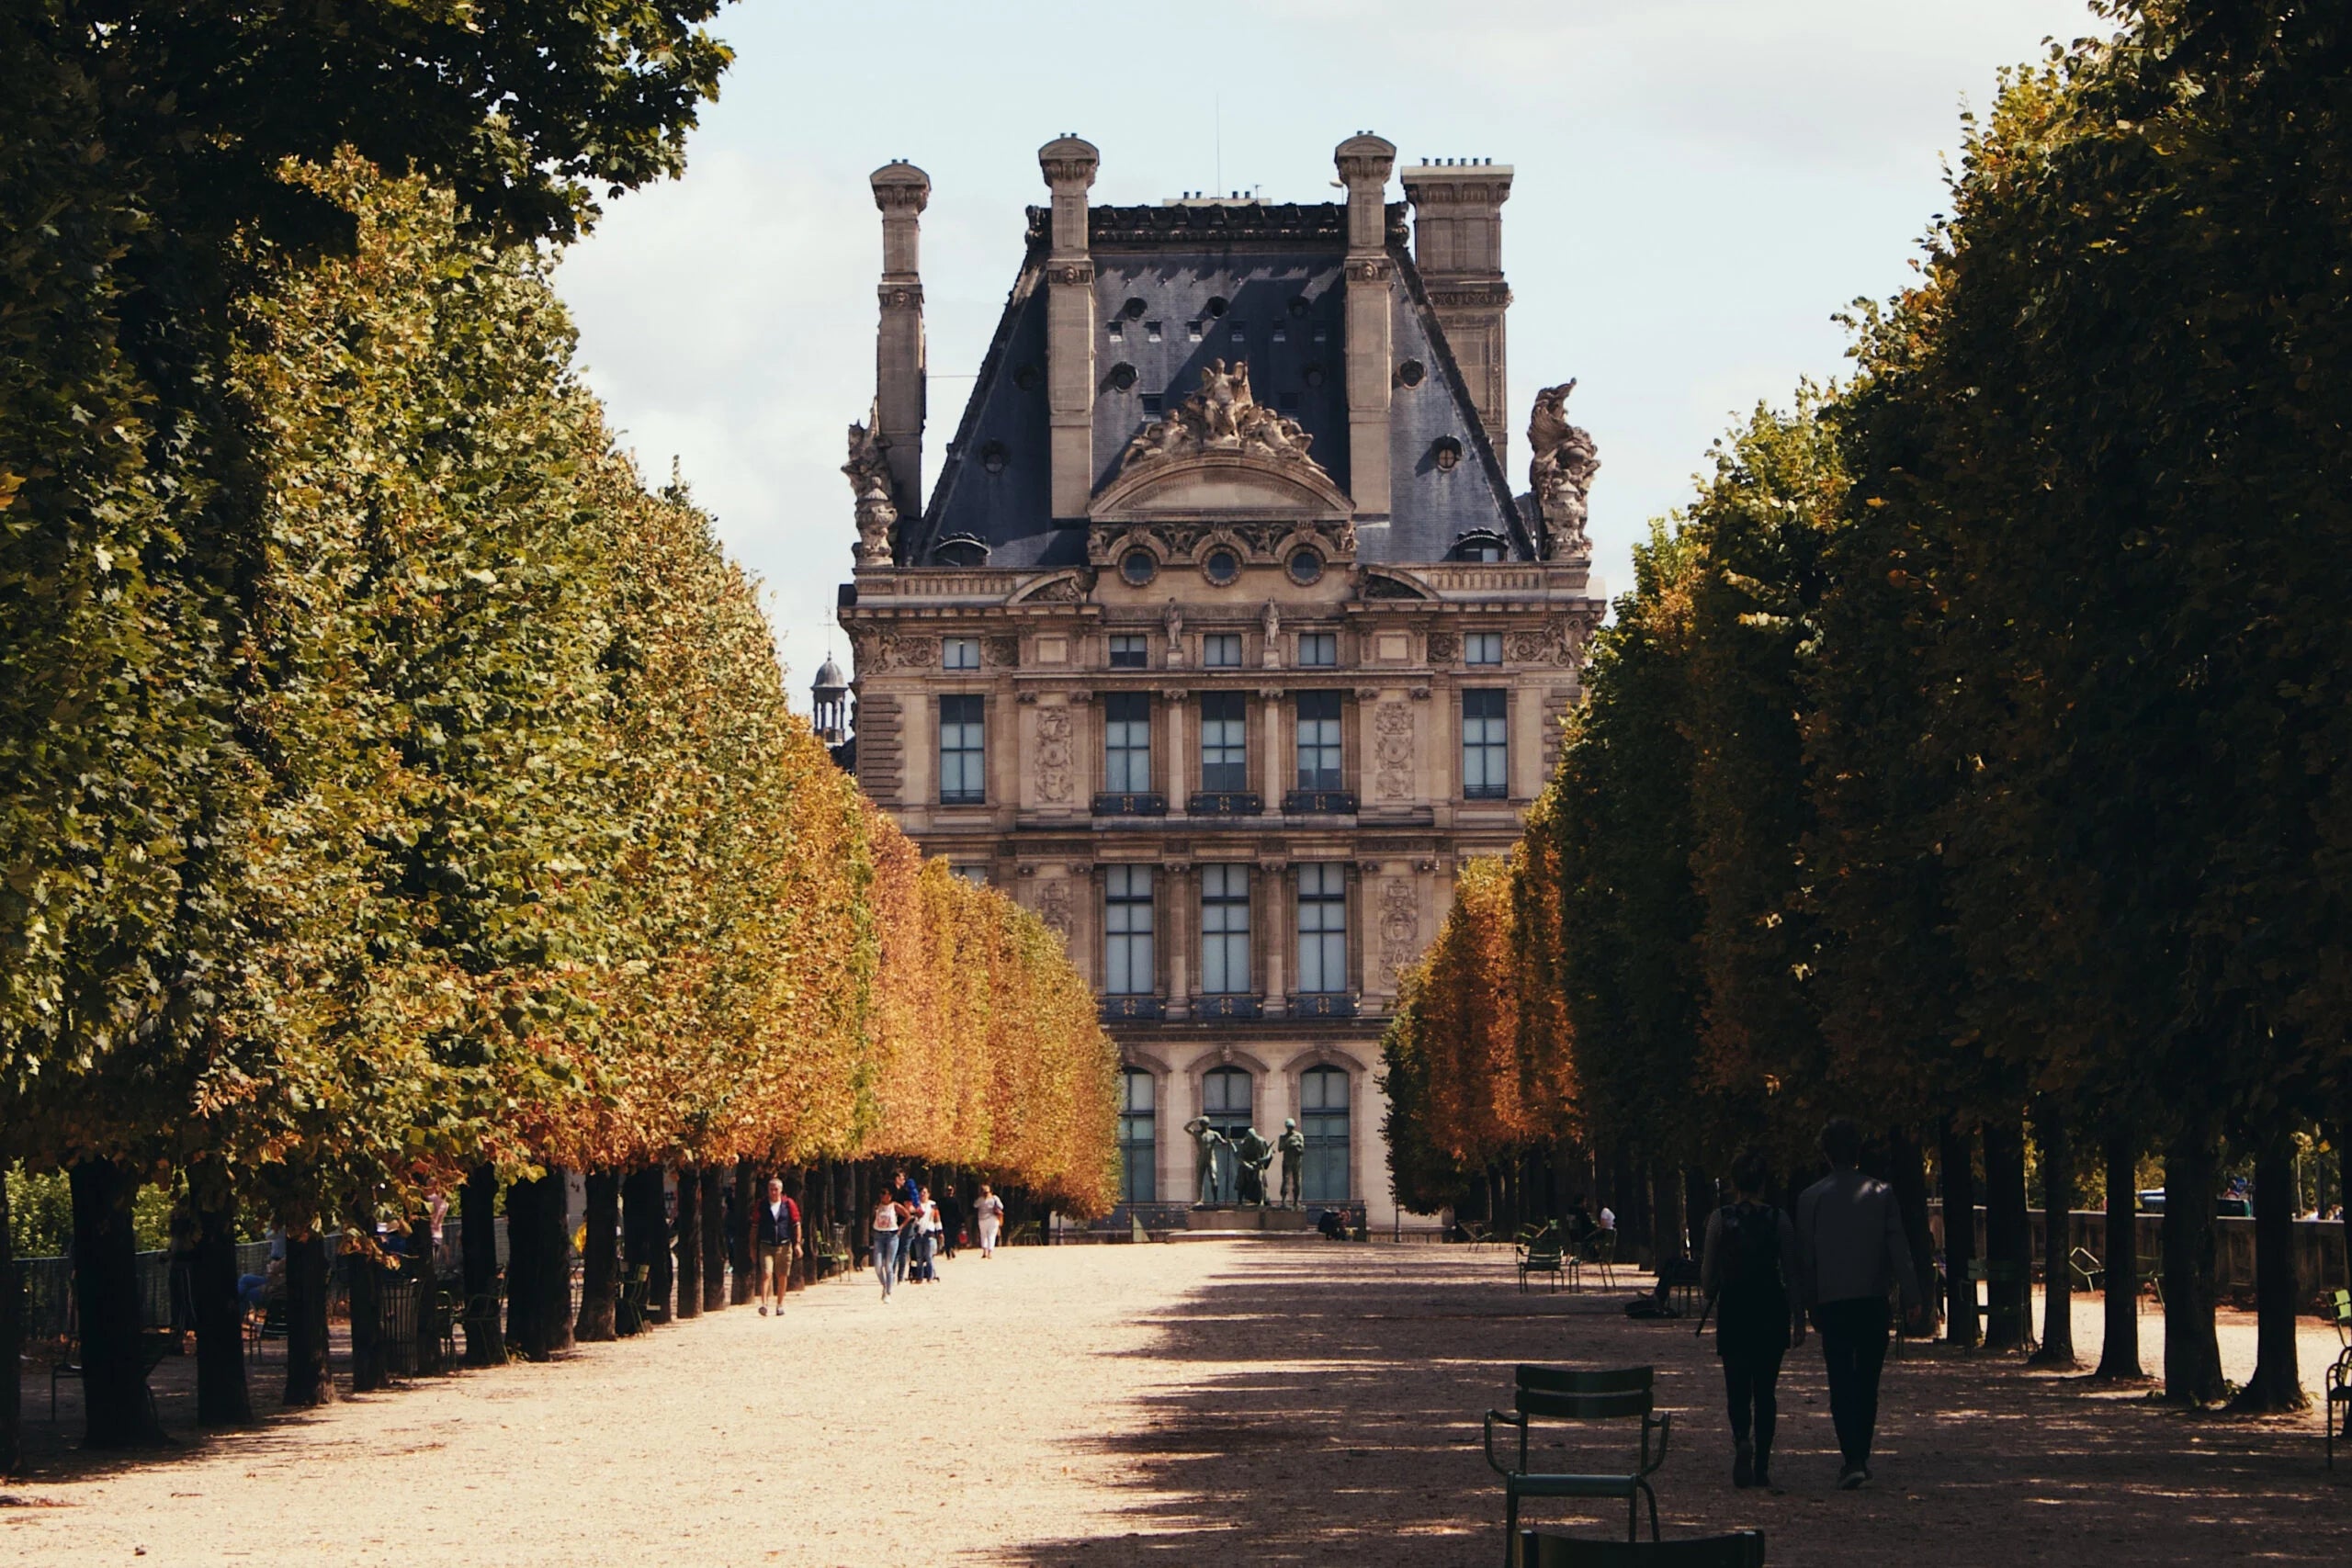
[974,1183,1005,1257]
[870,1192,906,1301]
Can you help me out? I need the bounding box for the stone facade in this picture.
[834,133,1605,1228]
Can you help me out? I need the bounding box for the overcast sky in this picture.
[555,0,2105,708]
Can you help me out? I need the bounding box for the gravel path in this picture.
[8,1243,2348,1565]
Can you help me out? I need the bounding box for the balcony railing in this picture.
[1185,791,1263,817]
[1100,995,1166,1021]
[1191,994,1262,1021]
[1091,791,1169,816]
[1281,789,1358,816]
[1291,992,1358,1020]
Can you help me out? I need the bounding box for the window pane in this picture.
[1201,863,1250,994]
[1295,690,1342,791]
[1296,863,1346,993]
[1301,1066,1349,1201]
[1104,692,1151,792]
[944,637,981,671]
[1200,692,1248,792]
[941,694,985,803]
[1105,864,1154,994]
[1463,689,1507,799]
[1466,632,1503,666]
[1204,633,1242,667]
[1299,632,1337,667]
[1119,1067,1157,1202]
[1203,1066,1250,1118]
[1109,634,1148,669]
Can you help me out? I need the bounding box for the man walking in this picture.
[754,1176,798,1316]
[1796,1118,1924,1489]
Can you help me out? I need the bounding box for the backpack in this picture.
[779,1196,800,1244]
[1716,1202,1785,1309]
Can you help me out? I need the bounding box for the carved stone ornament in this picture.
[1374,703,1415,800]
[1378,877,1421,982]
[1510,622,1577,667]
[1426,631,1459,661]
[1117,360,1324,476]
[1035,706,1074,803]
[984,636,1021,668]
[1528,380,1599,562]
[1038,878,1074,946]
[880,632,936,671]
[844,400,898,567]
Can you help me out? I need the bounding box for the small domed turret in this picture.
[811,654,850,748]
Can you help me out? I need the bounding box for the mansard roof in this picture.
[909,201,1532,570]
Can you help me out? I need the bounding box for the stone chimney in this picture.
[1400,158,1514,467]
[1038,134,1100,523]
[1335,132,1397,520]
[869,160,931,517]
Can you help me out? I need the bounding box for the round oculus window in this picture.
[1202,547,1242,586]
[1286,549,1324,585]
[1107,361,1137,391]
[1397,357,1427,388]
[1119,549,1158,586]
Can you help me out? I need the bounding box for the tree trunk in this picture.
[576,1169,619,1342]
[460,1164,503,1367]
[729,1160,756,1305]
[282,1232,334,1407]
[673,1165,701,1320]
[2094,1134,2144,1378]
[410,1213,443,1376]
[2029,1101,2077,1367]
[2161,1120,2227,1404]
[620,1165,662,1331]
[1653,1159,1688,1263]
[649,1168,674,1323]
[700,1165,726,1313]
[190,1196,251,1424]
[347,1206,387,1394]
[1,1166,18,1473]
[1983,1114,2031,1351]
[1885,1128,1939,1324]
[2228,1130,2306,1412]
[69,1157,165,1447]
[505,1168,572,1361]
[1939,1119,1980,1348]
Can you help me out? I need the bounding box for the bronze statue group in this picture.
[1182,1115,1308,1208]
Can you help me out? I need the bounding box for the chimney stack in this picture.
[1038,134,1100,523]
[1335,132,1398,520]
[869,161,932,517]
[1400,159,1514,466]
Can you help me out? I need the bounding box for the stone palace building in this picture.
[828,132,1606,1230]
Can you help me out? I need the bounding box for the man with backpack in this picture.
[1701,1149,1806,1489]
[754,1176,801,1316]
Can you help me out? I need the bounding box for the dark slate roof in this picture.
[911,201,1529,568]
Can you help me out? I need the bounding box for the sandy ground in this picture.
[8,1244,2350,1566]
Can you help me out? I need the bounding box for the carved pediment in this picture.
[1091,448,1353,523]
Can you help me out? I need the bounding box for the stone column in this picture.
[869,161,931,518]
[1166,863,1193,1020]
[1261,688,1285,804]
[1336,133,1396,520]
[1039,136,1100,523]
[1262,861,1290,1016]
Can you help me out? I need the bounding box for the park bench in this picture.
[1484,1364,1672,1555]
[2325,1288,2351,1471]
[810,1226,852,1280]
[1518,1529,1764,1566]
[1518,1233,1568,1293]
[1005,1219,1041,1247]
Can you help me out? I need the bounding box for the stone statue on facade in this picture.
[1118,360,1321,474]
[1164,598,1184,651]
[1277,1118,1306,1207]
[1261,600,1280,654]
[1233,1125,1275,1206]
[1183,1116,1229,1206]
[844,401,898,567]
[1527,380,1599,561]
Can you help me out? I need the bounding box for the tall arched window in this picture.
[1201,1066,1253,1203]
[1119,1068,1157,1202]
[1301,1066,1350,1202]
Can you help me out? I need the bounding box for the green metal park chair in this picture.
[2325,1289,2352,1471]
[1485,1364,1672,1557]
[1518,1234,1568,1293]
[1519,1529,1764,1567]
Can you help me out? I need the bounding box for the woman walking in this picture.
[872,1188,908,1302]
[1700,1148,1805,1489]
[974,1183,1004,1257]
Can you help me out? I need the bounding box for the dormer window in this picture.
[1451,530,1508,562]
[933,536,990,568]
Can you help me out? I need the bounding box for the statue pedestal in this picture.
[1186,1206,1310,1232]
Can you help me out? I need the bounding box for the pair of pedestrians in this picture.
[872,1169,947,1299]
[1699,1119,1926,1492]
